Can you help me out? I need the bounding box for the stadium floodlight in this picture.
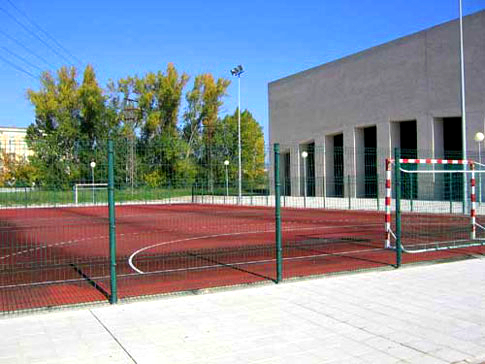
[301,151,308,208]
[224,160,230,197]
[90,161,96,204]
[475,132,484,204]
[230,64,245,204]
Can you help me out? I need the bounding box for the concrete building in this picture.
[269,10,485,200]
[0,126,30,159]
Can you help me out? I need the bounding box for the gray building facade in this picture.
[269,10,485,199]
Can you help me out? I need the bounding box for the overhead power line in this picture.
[0,6,74,66]
[0,29,55,70]
[5,0,83,66]
[2,46,43,72]
[0,53,37,80]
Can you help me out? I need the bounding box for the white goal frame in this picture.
[74,183,108,204]
[385,158,485,253]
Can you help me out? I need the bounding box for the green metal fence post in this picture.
[449,172,453,213]
[410,171,414,212]
[274,144,282,283]
[395,148,402,268]
[376,174,380,211]
[347,175,351,210]
[108,139,118,304]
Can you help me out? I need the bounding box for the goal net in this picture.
[385,158,485,253]
[74,183,108,205]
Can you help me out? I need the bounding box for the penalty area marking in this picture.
[128,223,381,274]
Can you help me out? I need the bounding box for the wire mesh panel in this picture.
[111,141,278,299]
[0,141,111,314]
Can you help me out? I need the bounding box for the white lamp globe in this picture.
[474,132,485,143]
[90,161,96,168]
[301,151,308,158]
[224,160,229,166]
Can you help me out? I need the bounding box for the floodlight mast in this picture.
[459,0,468,212]
[230,65,244,204]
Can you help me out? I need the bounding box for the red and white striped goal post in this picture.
[384,158,476,248]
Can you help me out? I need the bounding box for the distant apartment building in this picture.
[0,126,31,159]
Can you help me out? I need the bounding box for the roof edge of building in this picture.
[0,126,28,131]
[268,9,485,88]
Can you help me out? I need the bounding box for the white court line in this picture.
[0,245,383,290]
[128,223,381,274]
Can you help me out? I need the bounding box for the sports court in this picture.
[1,193,484,313]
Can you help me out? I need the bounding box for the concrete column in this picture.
[354,128,365,197]
[314,136,325,196]
[290,145,301,197]
[324,135,335,196]
[418,114,437,199]
[343,128,355,198]
[377,121,392,198]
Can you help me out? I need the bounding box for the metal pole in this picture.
[225,164,229,197]
[395,148,402,268]
[238,75,242,204]
[459,0,468,213]
[479,142,482,205]
[91,166,95,204]
[303,157,307,208]
[108,139,117,304]
[274,144,282,283]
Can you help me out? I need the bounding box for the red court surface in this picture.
[1,203,484,313]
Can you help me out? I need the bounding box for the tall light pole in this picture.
[231,65,244,204]
[90,161,96,204]
[302,151,308,208]
[459,0,468,212]
[475,132,484,204]
[224,160,230,197]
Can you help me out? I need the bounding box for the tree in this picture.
[183,74,231,188]
[132,63,189,140]
[0,152,37,187]
[214,109,265,189]
[26,65,112,187]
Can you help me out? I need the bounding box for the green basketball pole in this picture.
[108,139,118,304]
[274,144,282,283]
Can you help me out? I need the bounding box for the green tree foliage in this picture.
[25,62,263,192]
[183,74,230,188]
[26,65,113,187]
[214,110,265,187]
[109,63,192,186]
[0,152,37,187]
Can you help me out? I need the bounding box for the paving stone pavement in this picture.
[1,258,484,363]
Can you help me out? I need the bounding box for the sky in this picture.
[1,0,484,143]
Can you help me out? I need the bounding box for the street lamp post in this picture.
[302,151,308,208]
[224,160,230,199]
[230,65,244,204]
[90,161,96,204]
[475,132,484,205]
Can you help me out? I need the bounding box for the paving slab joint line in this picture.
[453,354,485,364]
[294,297,446,360]
[89,309,138,364]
